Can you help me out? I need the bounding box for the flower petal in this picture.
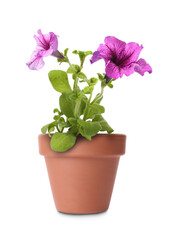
[26,50,45,70]
[104,36,126,57]
[120,42,143,67]
[105,61,121,79]
[90,51,102,63]
[34,29,49,50]
[34,29,58,55]
[39,48,53,57]
[134,58,152,76]
[97,44,113,62]
[48,32,58,52]
[120,64,135,77]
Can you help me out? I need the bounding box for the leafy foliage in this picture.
[78,119,102,140]
[93,115,114,133]
[85,103,105,119]
[72,50,93,67]
[41,48,115,152]
[48,70,71,93]
[50,132,76,152]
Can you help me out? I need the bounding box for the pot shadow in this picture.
[57,209,108,217]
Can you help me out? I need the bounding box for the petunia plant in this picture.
[27,30,152,152]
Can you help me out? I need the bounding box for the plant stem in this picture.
[66,56,75,72]
[66,56,80,90]
[101,86,104,95]
[73,76,79,89]
[66,56,81,118]
[83,90,93,120]
[74,98,81,119]
[56,125,61,133]
[91,85,104,104]
[88,91,93,103]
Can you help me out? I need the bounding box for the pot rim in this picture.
[38,133,126,158]
[39,133,126,138]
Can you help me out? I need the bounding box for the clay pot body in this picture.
[39,134,126,214]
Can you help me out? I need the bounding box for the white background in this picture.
[0,0,170,239]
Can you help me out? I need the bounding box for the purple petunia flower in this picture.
[90,36,152,79]
[27,29,61,70]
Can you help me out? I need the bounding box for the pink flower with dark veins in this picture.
[27,30,63,70]
[34,29,58,57]
[26,50,45,70]
[90,36,152,79]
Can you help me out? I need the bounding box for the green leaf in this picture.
[73,50,92,57]
[72,50,92,67]
[67,67,76,74]
[58,121,71,129]
[89,77,98,85]
[78,51,85,65]
[79,127,91,141]
[48,121,57,137]
[93,115,114,133]
[73,64,81,73]
[41,124,50,134]
[107,82,114,88]
[60,92,87,118]
[59,92,75,118]
[72,73,77,80]
[86,103,105,119]
[97,73,105,81]
[68,117,77,126]
[57,56,67,65]
[78,119,101,137]
[72,50,78,54]
[53,115,60,121]
[83,121,101,136]
[48,70,72,93]
[48,127,55,137]
[85,51,93,56]
[78,72,87,80]
[53,108,61,114]
[64,48,69,56]
[68,92,77,101]
[78,97,87,116]
[58,117,66,131]
[41,121,57,135]
[83,86,94,94]
[68,126,79,135]
[50,132,76,152]
[67,64,81,74]
[91,103,105,113]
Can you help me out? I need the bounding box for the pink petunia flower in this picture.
[90,36,152,79]
[26,50,45,70]
[27,29,60,70]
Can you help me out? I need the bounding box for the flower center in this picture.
[111,55,117,64]
[44,43,50,50]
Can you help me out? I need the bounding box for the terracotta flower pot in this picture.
[38,134,126,214]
